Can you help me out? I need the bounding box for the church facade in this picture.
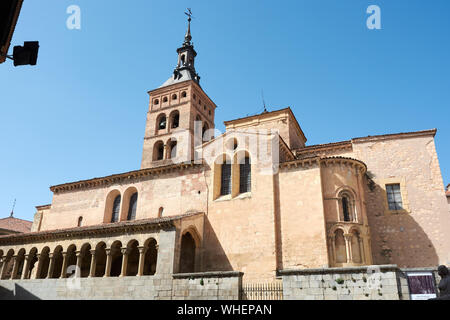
[0,18,449,289]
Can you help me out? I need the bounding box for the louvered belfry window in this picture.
[386,184,403,210]
[111,195,121,223]
[220,163,232,196]
[239,157,251,193]
[127,193,138,221]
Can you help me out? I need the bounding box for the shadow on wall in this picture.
[202,216,233,272]
[365,180,439,267]
[0,284,40,300]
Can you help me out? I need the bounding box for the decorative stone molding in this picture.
[0,212,204,246]
[50,162,201,194]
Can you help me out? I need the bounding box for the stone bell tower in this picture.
[141,12,217,169]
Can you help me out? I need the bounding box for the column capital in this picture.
[138,246,146,254]
[90,249,96,256]
[121,248,128,256]
[344,233,353,241]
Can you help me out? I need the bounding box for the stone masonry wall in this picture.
[281,265,403,300]
[0,271,242,300]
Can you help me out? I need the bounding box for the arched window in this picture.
[181,91,187,98]
[171,112,180,129]
[239,157,251,193]
[127,192,138,221]
[168,140,177,159]
[154,99,159,105]
[162,96,168,103]
[342,196,350,221]
[339,191,355,222]
[153,141,164,161]
[202,123,209,140]
[220,163,232,196]
[158,115,167,130]
[172,94,177,100]
[158,207,164,217]
[111,195,121,223]
[77,216,83,227]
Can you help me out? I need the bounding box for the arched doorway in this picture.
[126,240,139,276]
[94,242,107,277]
[180,232,197,273]
[110,241,123,277]
[51,246,64,278]
[143,238,158,276]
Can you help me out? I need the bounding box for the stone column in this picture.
[104,249,112,277]
[75,251,82,277]
[60,252,68,279]
[89,250,97,277]
[137,246,146,276]
[359,237,365,264]
[329,235,336,266]
[11,256,19,279]
[344,234,353,264]
[47,253,55,279]
[0,257,5,280]
[21,255,30,280]
[120,248,128,277]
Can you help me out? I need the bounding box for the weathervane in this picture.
[10,198,16,217]
[185,8,193,22]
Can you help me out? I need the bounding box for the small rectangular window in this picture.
[386,184,403,210]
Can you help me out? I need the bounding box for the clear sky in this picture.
[1,0,449,222]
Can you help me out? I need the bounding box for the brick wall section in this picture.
[0,271,242,300]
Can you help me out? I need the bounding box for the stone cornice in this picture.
[0,212,204,246]
[352,129,437,144]
[279,156,321,169]
[50,162,201,194]
[295,141,352,157]
[280,156,367,174]
[320,156,367,174]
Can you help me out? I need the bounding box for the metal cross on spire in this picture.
[184,8,193,45]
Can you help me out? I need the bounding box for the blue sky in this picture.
[1,0,449,221]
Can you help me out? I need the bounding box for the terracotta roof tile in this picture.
[0,216,32,233]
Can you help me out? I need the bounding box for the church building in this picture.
[0,15,449,293]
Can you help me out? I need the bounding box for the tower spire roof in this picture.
[159,9,201,88]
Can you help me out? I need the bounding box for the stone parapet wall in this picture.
[172,271,243,300]
[280,265,416,300]
[0,271,243,300]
